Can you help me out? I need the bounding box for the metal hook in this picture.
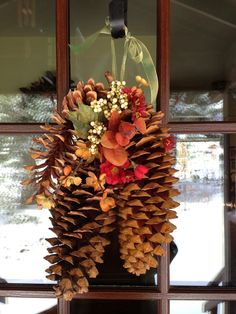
[109,0,127,39]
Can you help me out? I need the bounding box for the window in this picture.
[1,1,236,313]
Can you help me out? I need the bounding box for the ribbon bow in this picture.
[70,21,158,104]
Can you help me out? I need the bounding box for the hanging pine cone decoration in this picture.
[23,72,179,300]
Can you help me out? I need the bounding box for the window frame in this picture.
[1,1,236,313]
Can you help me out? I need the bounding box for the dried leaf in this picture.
[67,103,103,139]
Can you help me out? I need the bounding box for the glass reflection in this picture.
[170,300,236,314]
[170,0,236,121]
[169,91,224,121]
[70,0,156,87]
[0,135,53,283]
[0,297,56,314]
[0,0,56,122]
[170,134,236,286]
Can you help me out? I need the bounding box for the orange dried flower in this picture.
[75,142,92,160]
[100,191,116,212]
[62,176,82,188]
[86,172,106,191]
[63,165,72,176]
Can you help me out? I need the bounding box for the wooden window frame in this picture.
[1,1,236,313]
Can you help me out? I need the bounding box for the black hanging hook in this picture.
[109,0,128,39]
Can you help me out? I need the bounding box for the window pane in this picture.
[0,297,56,314]
[170,0,236,121]
[69,0,157,287]
[71,300,157,314]
[89,231,158,287]
[170,134,236,286]
[0,0,56,122]
[170,300,236,314]
[70,0,156,89]
[0,135,53,283]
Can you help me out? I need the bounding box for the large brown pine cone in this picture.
[45,168,116,301]
[118,111,179,276]
[26,78,115,301]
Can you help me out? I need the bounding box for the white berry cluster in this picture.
[90,80,129,119]
[90,98,108,113]
[88,121,107,155]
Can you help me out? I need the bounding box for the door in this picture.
[1,1,236,314]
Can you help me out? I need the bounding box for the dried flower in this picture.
[75,142,92,159]
[36,194,55,209]
[100,160,135,185]
[134,165,149,179]
[123,86,147,133]
[163,136,176,152]
[87,121,107,155]
[100,111,136,166]
[86,172,106,191]
[63,165,72,176]
[62,176,82,188]
[100,191,116,212]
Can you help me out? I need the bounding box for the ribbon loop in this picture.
[70,21,158,104]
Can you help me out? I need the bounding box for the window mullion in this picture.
[58,298,70,314]
[167,121,236,133]
[157,0,170,125]
[56,0,70,110]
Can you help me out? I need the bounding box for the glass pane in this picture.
[171,300,236,314]
[170,0,236,121]
[70,0,156,88]
[71,300,157,314]
[69,0,157,287]
[170,134,236,286]
[0,0,56,122]
[0,135,54,283]
[89,231,157,287]
[0,297,56,314]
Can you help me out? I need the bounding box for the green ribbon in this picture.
[120,27,158,104]
[70,21,158,104]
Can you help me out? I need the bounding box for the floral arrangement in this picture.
[23,71,179,301]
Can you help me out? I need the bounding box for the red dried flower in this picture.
[163,136,176,152]
[134,165,149,179]
[123,86,148,134]
[100,160,135,185]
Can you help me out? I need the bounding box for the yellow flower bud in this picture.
[141,78,149,87]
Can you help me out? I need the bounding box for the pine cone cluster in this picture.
[23,74,179,301]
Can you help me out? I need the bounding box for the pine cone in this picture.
[62,78,107,113]
[24,78,114,301]
[45,168,116,300]
[118,111,179,276]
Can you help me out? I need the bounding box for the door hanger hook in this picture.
[109,0,128,39]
